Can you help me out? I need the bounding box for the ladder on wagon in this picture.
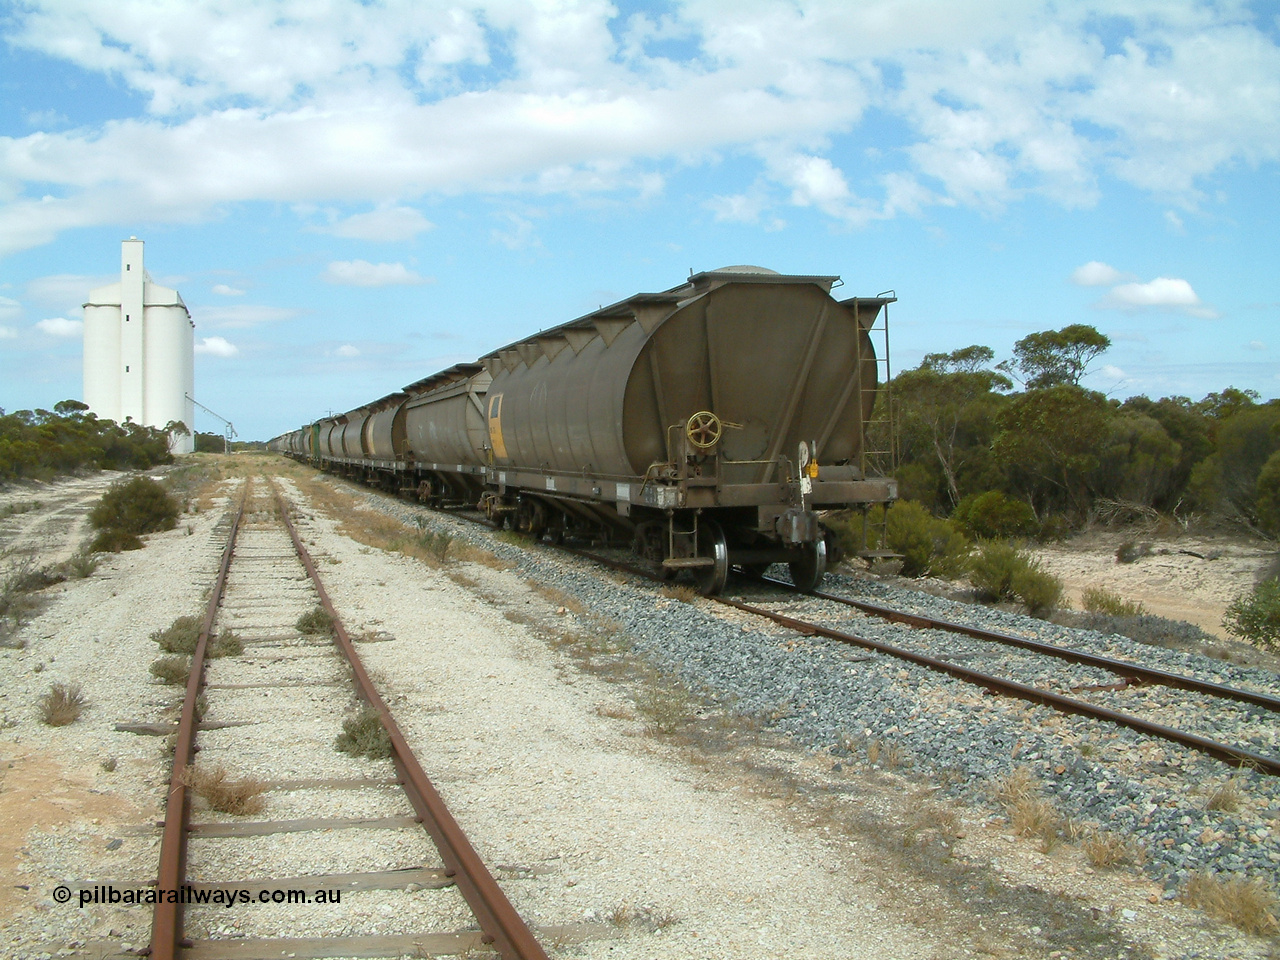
[850,293,896,558]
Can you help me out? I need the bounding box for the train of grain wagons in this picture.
[270,267,897,594]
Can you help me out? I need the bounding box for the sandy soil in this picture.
[1033,527,1277,642]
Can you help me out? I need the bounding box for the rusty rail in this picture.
[713,594,1280,775]
[150,479,252,960]
[271,482,548,960]
[768,578,1280,713]
[548,543,1280,776]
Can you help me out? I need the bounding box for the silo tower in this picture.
[82,238,195,454]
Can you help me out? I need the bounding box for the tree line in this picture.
[880,325,1279,538]
[0,400,177,481]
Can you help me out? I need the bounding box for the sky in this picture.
[1,0,1277,441]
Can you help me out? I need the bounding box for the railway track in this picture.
[147,476,566,960]
[382,494,1280,777]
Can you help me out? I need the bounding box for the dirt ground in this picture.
[1,461,1277,959]
[1032,526,1277,642]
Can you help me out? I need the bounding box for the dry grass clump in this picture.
[181,763,267,816]
[1202,776,1245,813]
[606,901,679,932]
[993,766,1064,852]
[450,541,511,569]
[634,681,693,735]
[1081,586,1146,617]
[659,583,699,603]
[1181,871,1279,936]
[1082,830,1145,869]
[335,705,393,760]
[151,615,202,654]
[38,682,87,726]
[296,605,335,637]
[150,656,191,685]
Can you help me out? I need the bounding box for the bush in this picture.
[335,705,392,759]
[1081,586,1146,617]
[1222,579,1280,653]
[970,540,1063,615]
[150,656,191,685]
[952,491,1038,540]
[296,606,335,637]
[88,476,179,551]
[151,615,202,654]
[881,500,970,579]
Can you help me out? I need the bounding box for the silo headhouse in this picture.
[82,238,195,454]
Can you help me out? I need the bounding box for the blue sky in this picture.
[1,0,1277,441]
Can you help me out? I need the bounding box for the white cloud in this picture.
[198,304,300,329]
[1100,364,1127,380]
[0,296,21,320]
[36,316,82,337]
[0,325,17,339]
[1099,277,1213,315]
[1164,210,1185,234]
[0,2,1276,250]
[322,260,428,286]
[1248,340,1266,351]
[195,335,238,357]
[211,283,245,296]
[334,344,360,358]
[322,206,434,242]
[491,214,540,251]
[707,192,765,224]
[1070,261,1134,287]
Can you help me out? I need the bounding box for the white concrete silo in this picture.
[83,239,196,454]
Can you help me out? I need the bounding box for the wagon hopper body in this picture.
[273,267,897,594]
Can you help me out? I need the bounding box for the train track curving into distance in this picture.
[147,476,576,960]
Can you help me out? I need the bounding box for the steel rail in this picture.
[713,594,1280,776]
[150,479,252,960]
[759,577,1280,713]
[271,482,549,960]
[549,543,1280,776]
[295,474,1280,775]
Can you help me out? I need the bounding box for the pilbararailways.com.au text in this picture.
[59,885,342,908]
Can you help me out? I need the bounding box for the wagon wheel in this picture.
[788,539,827,593]
[694,520,730,596]
[685,411,723,450]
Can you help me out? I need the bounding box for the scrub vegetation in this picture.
[88,476,180,551]
[0,400,176,482]
[869,328,1279,539]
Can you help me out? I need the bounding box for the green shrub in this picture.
[970,540,1063,615]
[335,705,392,759]
[952,491,1038,540]
[208,628,243,657]
[88,476,179,551]
[151,615,202,654]
[882,500,970,578]
[1081,586,1146,617]
[1011,562,1063,616]
[1223,579,1280,653]
[296,606,335,637]
[150,656,191,685]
